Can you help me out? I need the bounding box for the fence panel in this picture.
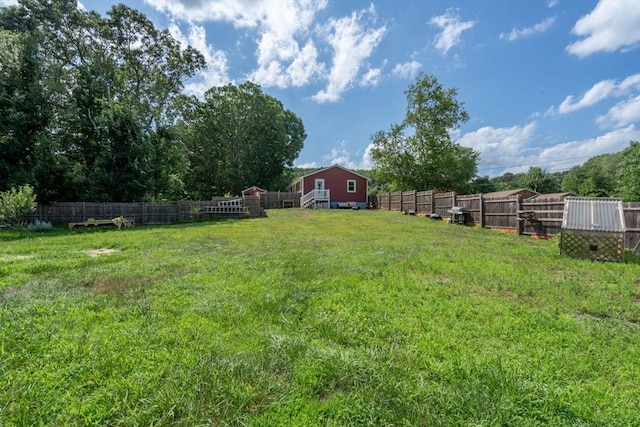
[433,192,455,218]
[456,194,482,223]
[389,192,402,211]
[624,202,640,251]
[416,191,432,215]
[260,192,300,209]
[401,191,416,213]
[377,193,390,210]
[520,198,564,236]
[483,197,519,230]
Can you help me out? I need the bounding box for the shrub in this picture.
[0,184,37,234]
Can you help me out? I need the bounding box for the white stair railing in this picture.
[301,189,330,207]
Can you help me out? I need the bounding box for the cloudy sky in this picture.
[3,0,639,176]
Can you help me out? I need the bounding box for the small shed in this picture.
[560,197,626,262]
[483,188,539,200]
[241,186,267,197]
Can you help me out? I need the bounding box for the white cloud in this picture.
[558,73,640,114]
[567,0,640,57]
[429,8,475,55]
[533,126,640,170]
[499,16,556,41]
[456,122,537,173]
[147,0,328,89]
[360,67,382,87]
[392,60,421,79]
[168,22,231,97]
[0,0,18,6]
[547,0,558,7]
[596,95,640,128]
[457,122,640,175]
[309,141,373,169]
[312,5,386,103]
[144,0,266,26]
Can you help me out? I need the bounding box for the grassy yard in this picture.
[1,209,639,426]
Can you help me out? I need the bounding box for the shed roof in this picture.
[241,186,267,194]
[561,197,626,232]
[527,192,574,201]
[483,188,539,199]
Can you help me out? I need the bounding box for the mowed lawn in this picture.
[1,209,639,426]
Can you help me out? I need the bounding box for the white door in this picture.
[315,179,325,191]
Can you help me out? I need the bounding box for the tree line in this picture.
[2,1,637,204]
[0,0,305,203]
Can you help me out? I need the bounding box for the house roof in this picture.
[291,164,370,185]
[561,197,626,232]
[483,188,539,199]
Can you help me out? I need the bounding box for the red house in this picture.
[289,165,369,209]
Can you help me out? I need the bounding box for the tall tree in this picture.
[370,73,478,192]
[182,82,305,198]
[518,167,561,194]
[0,0,205,201]
[0,29,50,192]
[616,141,640,202]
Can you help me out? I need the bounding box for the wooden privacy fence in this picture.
[375,190,640,250]
[26,196,265,226]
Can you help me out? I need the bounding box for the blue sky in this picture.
[3,0,639,176]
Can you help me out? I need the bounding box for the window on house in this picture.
[347,180,356,193]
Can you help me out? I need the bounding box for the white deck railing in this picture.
[301,189,330,207]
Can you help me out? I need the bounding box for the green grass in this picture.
[1,209,639,426]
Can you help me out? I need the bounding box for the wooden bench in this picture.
[281,199,295,208]
[69,218,134,231]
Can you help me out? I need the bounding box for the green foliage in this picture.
[517,167,561,194]
[0,184,37,231]
[562,151,621,197]
[616,141,640,202]
[1,210,639,424]
[370,73,478,192]
[0,0,205,202]
[182,81,306,198]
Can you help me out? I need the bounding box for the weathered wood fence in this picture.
[25,192,304,226]
[375,191,640,250]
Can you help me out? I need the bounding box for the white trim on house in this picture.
[347,179,356,193]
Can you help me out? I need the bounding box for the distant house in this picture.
[241,186,267,197]
[289,165,369,209]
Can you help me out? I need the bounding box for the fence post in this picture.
[479,193,485,228]
[413,190,417,213]
[452,191,457,207]
[428,191,433,214]
[516,195,522,235]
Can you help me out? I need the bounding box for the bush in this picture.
[0,184,37,234]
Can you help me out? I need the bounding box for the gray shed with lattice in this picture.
[560,197,626,262]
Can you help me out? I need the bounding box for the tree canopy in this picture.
[370,73,478,193]
[180,82,306,199]
[616,141,640,202]
[0,1,305,202]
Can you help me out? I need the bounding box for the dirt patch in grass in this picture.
[86,275,160,295]
[87,248,118,257]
